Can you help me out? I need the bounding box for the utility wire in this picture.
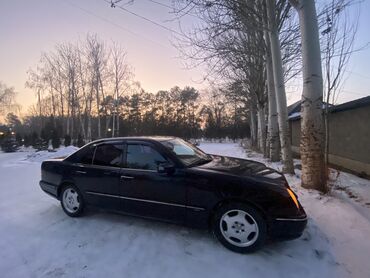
[146,0,200,20]
[104,0,185,37]
[345,69,370,80]
[61,0,170,49]
[147,0,173,10]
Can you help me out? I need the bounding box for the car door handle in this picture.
[120,175,135,180]
[75,170,87,174]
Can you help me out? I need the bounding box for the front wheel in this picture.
[213,203,267,253]
[60,185,84,217]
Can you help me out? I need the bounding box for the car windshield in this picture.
[160,138,212,167]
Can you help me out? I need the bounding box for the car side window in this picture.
[80,146,95,164]
[69,145,95,164]
[93,144,124,168]
[126,144,167,170]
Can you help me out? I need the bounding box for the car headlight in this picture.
[287,188,300,209]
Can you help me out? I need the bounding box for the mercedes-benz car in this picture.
[39,136,307,253]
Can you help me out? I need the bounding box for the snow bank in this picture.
[24,146,79,162]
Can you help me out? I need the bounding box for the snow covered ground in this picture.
[0,143,370,278]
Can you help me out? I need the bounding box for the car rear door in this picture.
[71,142,124,211]
[120,141,186,224]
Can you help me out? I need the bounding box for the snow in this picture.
[288,112,301,119]
[23,145,79,162]
[1,143,370,278]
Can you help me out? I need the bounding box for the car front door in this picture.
[71,142,124,211]
[120,141,186,224]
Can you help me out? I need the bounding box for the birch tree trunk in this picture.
[117,113,120,136]
[257,102,266,155]
[263,105,268,157]
[86,86,93,142]
[249,101,258,149]
[37,88,43,134]
[87,110,92,141]
[290,0,326,191]
[112,112,116,137]
[70,74,76,140]
[266,0,294,173]
[66,88,70,136]
[264,29,280,162]
[95,78,101,138]
[57,69,64,133]
[105,115,111,137]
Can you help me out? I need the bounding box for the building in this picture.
[288,96,370,176]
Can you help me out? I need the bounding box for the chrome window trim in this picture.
[120,168,157,173]
[275,217,307,222]
[86,191,205,211]
[74,163,122,171]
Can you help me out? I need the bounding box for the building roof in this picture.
[287,100,302,116]
[329,95,370,113]
[288,95,370,121]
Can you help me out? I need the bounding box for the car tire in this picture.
[212,202,267,253]
[60,185,84,217]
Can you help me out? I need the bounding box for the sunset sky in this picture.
[0,0,369,114]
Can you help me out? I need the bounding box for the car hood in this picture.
[196,155,285,181]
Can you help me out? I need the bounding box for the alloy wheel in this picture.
[62,188,80,214]
[219,209,259,247]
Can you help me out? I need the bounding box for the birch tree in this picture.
[289,0,326,191]
[264,30,280,161]
[266,0,294,173]
[0,82,19,117]
[110,43,131,137]
[26,34,132,141]
[173,1,300,163]
[25,69,45,133]
[86,34,108,139]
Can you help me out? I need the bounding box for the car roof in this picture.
[91,136,177,144]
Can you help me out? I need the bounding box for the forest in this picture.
[0,34,250,148]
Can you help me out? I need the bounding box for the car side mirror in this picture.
[157,163,175,174]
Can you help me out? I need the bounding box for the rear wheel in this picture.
[61,185,84,217]
[213,203,266,253]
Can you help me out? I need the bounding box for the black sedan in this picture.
[39,136,307,253]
